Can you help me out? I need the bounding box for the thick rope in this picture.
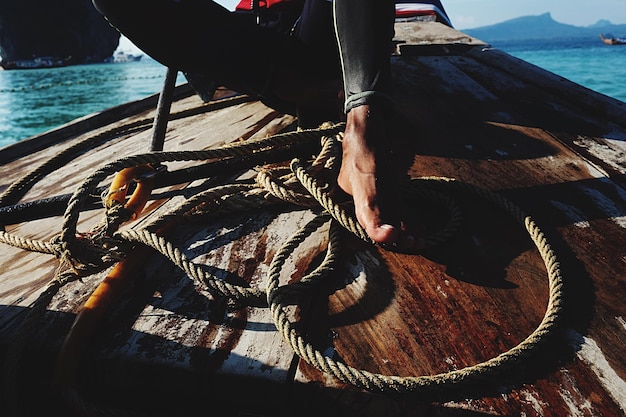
[64,138,563,394]
[291,156,464,250]
[0,94,256,259]
[0,102,565,412]
[266,178,564,394]
[0,122,345,271]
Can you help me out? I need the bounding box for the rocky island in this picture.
[0,0,120,68]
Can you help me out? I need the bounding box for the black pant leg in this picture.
[333,0,395,112]
[92,0,295,95]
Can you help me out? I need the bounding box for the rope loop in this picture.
[291,156,464,250]
[0,101,565,403]
[266,176,565,394]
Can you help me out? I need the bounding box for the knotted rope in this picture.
[0,98,564,414]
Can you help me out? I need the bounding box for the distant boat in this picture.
[108,51,143,63]
[600,33,626,45]
[0,55,68,70]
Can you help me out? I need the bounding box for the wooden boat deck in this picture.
[1,22,626,416]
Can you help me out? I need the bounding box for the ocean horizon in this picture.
[1,37,624,149]
[494,37,626,106]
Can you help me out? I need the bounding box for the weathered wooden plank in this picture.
[258,36,626,415]
[382,45,626,415]
[0,95,296,311]
[393,20,488,49]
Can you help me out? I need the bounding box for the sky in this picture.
[442,0,626,29]
[118,0,626,51]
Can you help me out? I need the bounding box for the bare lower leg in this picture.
[337,105,421,249]
[270,76,419,248]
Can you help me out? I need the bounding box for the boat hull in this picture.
[1,21,626,417]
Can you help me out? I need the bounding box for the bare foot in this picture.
[337,105,423,249]
[270,76,420,248]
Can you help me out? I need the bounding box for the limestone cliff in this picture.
[0,0,120,64]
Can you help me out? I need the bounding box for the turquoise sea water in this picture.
[494,38,626,105]
[1,38,625,149]
[0,59,186,148]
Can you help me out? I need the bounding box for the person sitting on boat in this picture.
[91,0,451,250]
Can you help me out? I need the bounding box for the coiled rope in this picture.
[268,178,564,393]
[0,98,564,406]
